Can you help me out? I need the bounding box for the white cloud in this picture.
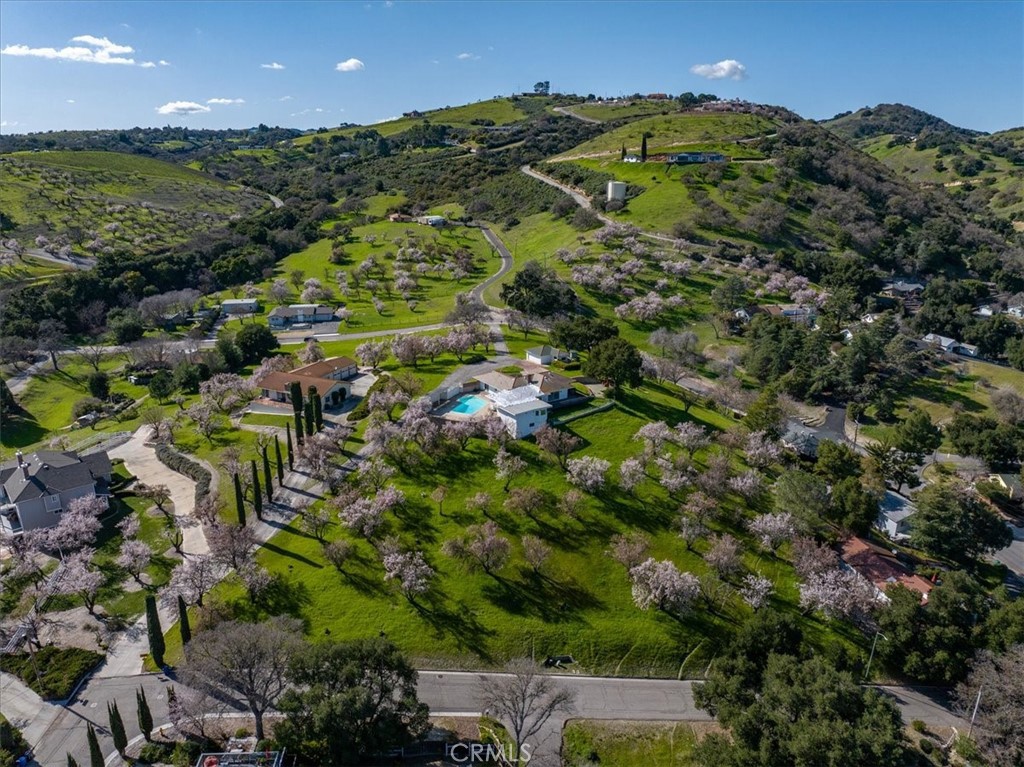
[155,100,211,116]
[690,59,747,81]
[279,95,293,101]
[66,99,75,103]
[207,97,245,105]
[456,52,479,61]
[335,57,365,72]
[1,34,138,65]
[159,60,170,66]
[261,62,285,70]
[140,61,156,68]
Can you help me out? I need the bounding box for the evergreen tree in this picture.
[67,755,80,767]
[233,472,246,526]
[262,445,274,502]
[86,723,103,767]
[137,686,154,742]
[286,422,295,469]
[294,410,305,446]
[304,400,314,437]
[145,595,164,667]
[641,134,648,162]
[108,701,127,756]
[289,381,302,414]
[177,594,191,646]
[620,144,626,160]
[251,460,263,520]
[274,435,285,484]
[310,386,323,431]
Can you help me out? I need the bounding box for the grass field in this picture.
[570,101,675,122]
[173,377,861,676]
[0,151,266,256]
[293,98,529,145]
[554,113,778,159]
[563,720,709,767]
[0,254,73,288]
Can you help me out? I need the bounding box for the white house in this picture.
[267,304,341,328]
[921,333,980,358]
[876,490,915,540]
[973,305,1000,318]
[221,298,260,315]
[525,346,569,366]
[469,361,574,438]
[492,390,552,438]
[1006,305,1024,319]
[0,450,111,536]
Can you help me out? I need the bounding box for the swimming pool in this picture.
[451,394,488,415]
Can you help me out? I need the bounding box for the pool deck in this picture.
[434,395,495,422]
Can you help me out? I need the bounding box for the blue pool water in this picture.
[451,394,488,415]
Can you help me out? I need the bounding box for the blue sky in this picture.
[1,0,1021,134]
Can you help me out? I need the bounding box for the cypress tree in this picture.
[262,445,274,502]
[233,473,246,526]
[177,594,191,646]
[67,755,80,767]
[289,381,303,414]
[286,423,295,470]
[274,435,285,484]
[311,388,323,431]
[137,686,154,742]
[620,143,626,160]
[304,399,314,436]
[294,410,304,446]
[251,460,262,520]
[641,134,648,162]
[86,723,103,767]
[108,701,127,756]
[144,594,164,667]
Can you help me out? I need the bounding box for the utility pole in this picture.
[967,686,982,739]
[863,630,887,682]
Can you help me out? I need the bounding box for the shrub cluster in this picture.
[154,444,212,504]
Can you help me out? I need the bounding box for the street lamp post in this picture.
[863,630,887,682]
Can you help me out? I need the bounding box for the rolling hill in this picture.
[823,103,980,141]
[0,150,268,257]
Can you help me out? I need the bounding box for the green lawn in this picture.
[570,101,674,122]
[555,113,779,159]
[0,255,73,288]
[563,720,705,767]
[169,380,862,675]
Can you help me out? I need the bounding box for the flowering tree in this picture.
[676,514,708,551]
[355,340,389,369]
[442,420,477,451]
[139,484,172,515]
[117,539,153,584]
[799,568,875,621]
[391,334,429,367]
[322,540,354,572]
[200,374,254,413]
[239,563,275,601]
[56,549,105,614]
[208,524,258,570]
[300,278,330,303]
[503,487,545,518]
[565,456,610,494]
[297,338,325,365]
[381,542,435,602]
[521,535,552,573]
[608,531,651,570]
[558,489,586,519]
[117,515,141,539]
[300,505,333,543]
[301,431,345,486]
[728,470,764,501]
[482,416,508,446]
[44,495,105,553]
[673,422,709,457]
[374,485,406,515]
[748,512,795,552]
[269,279,290,304]
[356,456,395,492]
[695,454,732,498]
[744,431,783,469]
[336,497,384,538]
[494,448,527,492]
[739,574,774,611]
[629,558,700,615]
[618,457,646,493]
[368,389,409,422]
[248,355,294,386]
[533,426,582,469]
[186,402,221,443]
[633,421,674,456]
[705,534,742,580]
[466,491,492,514]
[443,521,510,575]
[682,491,716,522]
[161,555,222,608]
[791,536,838,580]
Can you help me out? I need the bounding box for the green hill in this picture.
[823,103,980,142]
[0,150,267,256]
[552,112,780,159]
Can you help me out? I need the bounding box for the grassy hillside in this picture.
[293,97,531,145]
[823,103,980,141]
[0,150,266,256]
[569,101,673,122]
[554,112,779,159]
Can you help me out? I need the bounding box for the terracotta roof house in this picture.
[839,536,933,604]
[0,450,111,535]
[254,356,358,409]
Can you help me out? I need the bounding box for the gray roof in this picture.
[0,450,111,504]
[497,399,551,416]
[879,490,916,523]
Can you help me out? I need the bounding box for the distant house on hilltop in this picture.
[920,333,979,358]
[0,450,111,536]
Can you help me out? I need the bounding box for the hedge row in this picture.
[154,444,212,504]
[347,373,392,422]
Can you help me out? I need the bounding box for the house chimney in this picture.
[21,464,29,480]
[15,451,24,466]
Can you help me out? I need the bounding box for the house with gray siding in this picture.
[0,450,111,536]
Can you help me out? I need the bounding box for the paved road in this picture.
[473,227,514,305]
[0,245,96,270]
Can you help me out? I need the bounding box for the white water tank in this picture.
[607,181,627,202]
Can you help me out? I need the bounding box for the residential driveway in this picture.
[993,522,1024,576]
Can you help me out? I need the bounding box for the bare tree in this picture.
[181,617,304,742]
[478,659,575,765]
[955,646,1024,766]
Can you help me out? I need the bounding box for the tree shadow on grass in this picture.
[411,590,495,659]
[394,500,439,543]
[261,541,324,569]
[481,570,602,623]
